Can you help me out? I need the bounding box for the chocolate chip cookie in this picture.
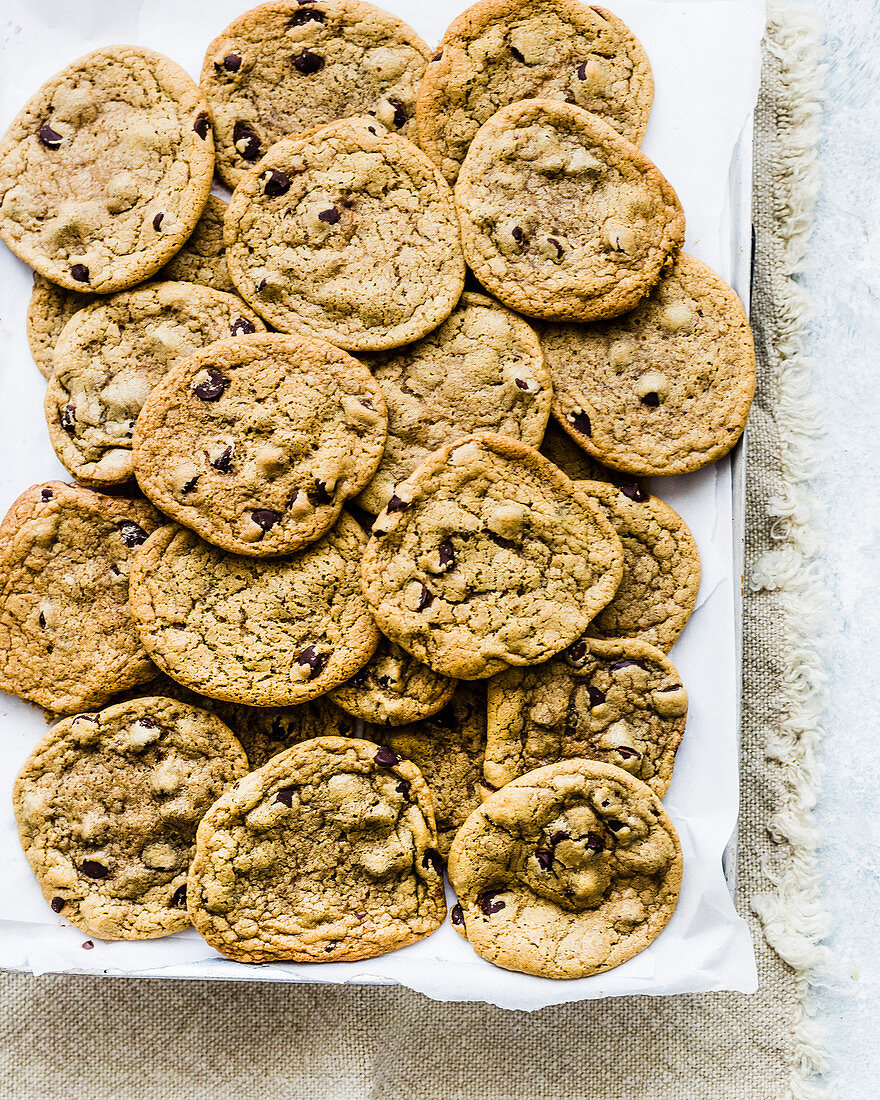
[447,758,683,978]
[0,46,214,293]
[45,282,265,488]
[187,736,446,962]
[360,433,624,679]
[418,0,653,183]
[158,194,236,293]
[0,482,161,714]
[356,292,551,513]
[485,637,687,797]
[26,275,93,381]
[202,0,431,189]
[129,515,379,706]
[132,332,387,556]
[539,253,756,474]
[454,99,685,321]
[224,116,466,350]
[14,697,248,940]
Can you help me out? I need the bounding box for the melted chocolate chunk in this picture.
[193,114,211,140]
[80,860,109,879]
[585,832,605,852]
[618,481,648,502]
[616,746,641,760]
[293,50,325,74]
[211,445,234,472]
[274,787,296,807]
[230,317,256,336]
[138,717,156,729]
[387,98,408,128]
[60,404,76,433]
[374,745,401,767]
[610,659,646,672]
[386,493,409,512]
[233,120,260,160]
[40,488,54,502]
[290,7,325,24]
[422,849,443,875]
[568,410,592,436]
[311,478,332,505]
[576,61,589,80]
[640,392,660,407]
[152,212,165,233]
[118,521,148,548]
[263,168,291,197]
[70,264,89,283]
[222,53,242,72]
[437,540,455,572]
[568,639,587,661]
[511,226,526,244]
[432,51,443,62]
[296,645,328,679]
[587,685,606,707]
[82,940,94,950]
[50,896,65,913]
[547,236,564,258]
[193,369,227,401]
[181,476,199,494]
[171,884,187,908]
[606,819,624,832]
[657,684,683,693]
[318,207,340,224]
[38,124,63,149]
[251,509,279,531]
[535,849,554,870]
[450,902,464,925]
[550,831,569,846]
[416,585,433,612]
[514,378,530,391]
[509,45,525,62]
[477,890,505,915]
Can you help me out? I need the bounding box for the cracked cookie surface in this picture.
[45,282,265,488]
[14,697,248,940]
[418,0,652,183]
[129,515,379,706]
[133,332,387,556]
[539,253,756,474]
[357,292,551,513]
[485,637,687,797]
[0,46,214,293]
[202,0,430,190]
[447,758,682,978]
[158,195,236,293]
[360,432,624,679]
[0,482,161,714]
[188,735,446,962]
[454,99,684,321]
[224,116,465,350]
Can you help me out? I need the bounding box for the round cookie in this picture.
[485,637,687,797]
[187,736,447,962]
[14,697,248,940]
[447,759,683,978]
[45,282,266,488]
[224,116,466,350]
[577,481,700,652]
[0,482,161,714]
[330,636,456,726]
[454,99,685,322]
[129,515,380,707]
[0,46,214,293]
[360,432,624,680]
[158,195,236,293]
[132,332,387,556]
[202,0,431,190]
[26,275,93,381]
[418,0,653,183]
[356,292,551,513]
[538,253,756,475]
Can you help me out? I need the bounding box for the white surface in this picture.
[0,0,762,1009]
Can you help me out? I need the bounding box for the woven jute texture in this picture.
[0,9,827,1099]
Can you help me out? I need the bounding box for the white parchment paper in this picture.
[0,0,764,1009]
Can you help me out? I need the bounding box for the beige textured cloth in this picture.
[0,8,828,1098]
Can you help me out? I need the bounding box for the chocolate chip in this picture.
[568,639,587,661]
[40,488,54,502]
[70,264,89,283]
[514,378,530,391]
[610,659,646,671]
[618,481,648,502]
[432,51,443,62]
[251,509,279,532]
[38,124,63,149]
[658,684,682,692]
[312,478,332,505]
[386,493,408,512]
[588,685,605,707]
[535,849,554,870]
[50,896,65,913]
[586,832,605,852]
[511,226,526,244]
[263,168,291,197]
[171,884,187,908]
[296,645,328,679]
[82,940,94,950]
[80,860,109,879]
[233,120,260,160]
[509,45,525,62]
[181,474,199,494]
[194,114,211,139]
[374,745,400,767]
[480,779,498,794]
[152,212,164,231]
[39,612,46,633]
[477,891,505,915]
[211,444,234,472]
[568,410,592,436]
[256,279,268,291]
[395,779,410,797]
[359,398,375,410]
[293,50,325,74]
[222,53,242,72]
[230,317,256,336]
[138,717,156,729]
[606,819,624,832]
[274,787,295,807]
[387,98,407,128]
[576,61,589,80]
[550,831,569,846]
[422,849,443,875]
[324,942,337,952]
[547,236,564,257]
[318,207,340,224]
[61,404,76,433]
[193,369,227,401]
[451,903,464,925]
[437,540,455,572]
[640,392,660,407]
[416,585,433,612]
[290,7,325,23]
[616,747,641,760]
[118,521,148,548]
[109,564,120,576]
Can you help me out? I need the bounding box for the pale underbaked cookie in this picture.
[0,482,161,714]
[129,516,379,706]
[224,116,466,350]
[454,100,685,321]
[330,635,456,726]
[14,697,248,940]
[360,433,624,679]
[418,0,653,183]
[447,759,683,978]
[158,194,236,293]
[485,637,687,798]
[356,292,551,513]
[385,683,487,856]
[45,282,265,488]
[188,736,447,962]
[26,275,92,381]
[539,253,756,474]
[577,481,700,652]
[0,46,214,293]
[202,0,431,190]
[132,333,387,556]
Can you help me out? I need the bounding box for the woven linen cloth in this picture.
[0,7,829,1098]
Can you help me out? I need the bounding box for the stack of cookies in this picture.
[0,0,755,981]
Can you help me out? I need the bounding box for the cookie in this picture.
[44,282,266,488]
[453,99,685,321]
[485,637,687,798]
[187,736,446,962]
[0,46,214,293]
[330,635,456,726]
[132,332,387,556]
[538,253,756,474]
[447,759,683,978]
[129,515,379,706]
[158,194,236,293]
[202,0,431,190]
[360,433,624,679]
[26,275,93,381]
[14,697,248,940]
[418,0,653,183]
[224,116,466,350]
[356,292,551,513]
[385,684,486,856]
[0,482,161,714]
[576,481,700,652]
